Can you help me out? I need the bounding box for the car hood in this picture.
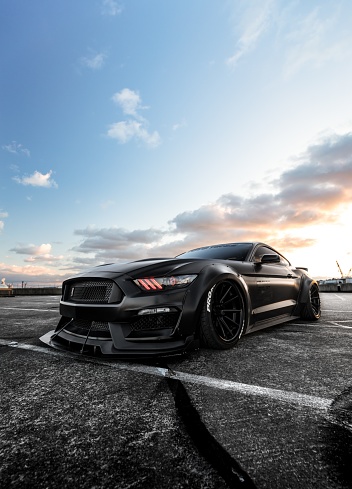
[70,258,205,280]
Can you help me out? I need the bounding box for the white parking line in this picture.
[332,294,345,300]
[325,322,352,329]
[0,339,331,411]
[0,307,58,313]
[331,320,352,323]
[290,321,352,329]
[321,309,352,312]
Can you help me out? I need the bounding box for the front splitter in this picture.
[39,330,197,358]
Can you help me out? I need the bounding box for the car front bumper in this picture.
[39,281,200,357]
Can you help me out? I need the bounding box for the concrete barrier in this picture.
[319,283,352,292]
[0,289,15,297]
[12,287,62,296]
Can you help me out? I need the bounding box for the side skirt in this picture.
[246,314,300,334]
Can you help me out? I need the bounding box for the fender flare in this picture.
[178,263,252,337]
[293,277,320,316]
[299,278,319,304]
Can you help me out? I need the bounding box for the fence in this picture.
[10,281,62,289]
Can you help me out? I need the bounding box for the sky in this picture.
[1,0,352,285]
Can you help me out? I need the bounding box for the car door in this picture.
[249,245,300,323]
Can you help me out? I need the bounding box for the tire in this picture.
[200,280,246,349]
[301,282,321,320]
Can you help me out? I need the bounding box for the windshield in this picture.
[176,243,253,261]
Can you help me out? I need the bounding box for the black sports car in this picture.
[40,242,321,357]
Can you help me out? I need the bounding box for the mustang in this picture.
[40,242,321,357]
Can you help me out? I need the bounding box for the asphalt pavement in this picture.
[0,293,351,488]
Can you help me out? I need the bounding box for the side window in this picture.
[278,254,290,266]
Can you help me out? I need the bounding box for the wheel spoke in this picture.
[310,286,320,315]
[223,315,241,326]
[218,285,232,304]
[219,296,238,306]
[220,295,239,307]
[218,317,234,338]
[216,317,228,338]
[215,309,243,338]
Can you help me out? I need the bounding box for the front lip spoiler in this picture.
[39,330,197,358]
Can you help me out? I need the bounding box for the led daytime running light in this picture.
[134,274,197,291]
[137,278,163,291]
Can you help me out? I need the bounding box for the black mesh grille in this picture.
[64,318,111,338]
[67,281,113,303]
[131,313,179,331]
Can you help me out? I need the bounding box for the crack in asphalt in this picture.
[164,372,258,489]
[321,386,352,486]
[326,386,352,434]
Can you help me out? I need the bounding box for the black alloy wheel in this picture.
[200,280,246,349]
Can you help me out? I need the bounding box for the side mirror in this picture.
[260,254,280,264]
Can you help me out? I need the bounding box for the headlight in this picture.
[134,274,197,291]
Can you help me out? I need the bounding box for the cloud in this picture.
[107,121,161,147]
[11,243,52,255]
[74,226,164,251]
[0,262,66,283]
[10,164,20,173]
[101,0,122,16]
[112,88,142,117]
[172,119,187,131]
[72,226,167,264]
[2,141,30,157]
[107,89,161,147]
[23,255,64,263]
[0,210,8,233]
[13,170,58,188]
[278,134,352,196]
[73,131,352,263]
[226,0,275,67]
[283,6,347,78]
[10,243,64,264]
[80,52,107,70]
[226,2,350,77]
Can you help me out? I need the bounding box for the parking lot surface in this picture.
[0,293,352,488]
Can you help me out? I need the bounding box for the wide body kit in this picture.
[40,243,320,357]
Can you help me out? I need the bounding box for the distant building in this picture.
[0,278,9,288]
[319,277,352,285]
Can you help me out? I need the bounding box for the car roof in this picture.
[185,242,259,252]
